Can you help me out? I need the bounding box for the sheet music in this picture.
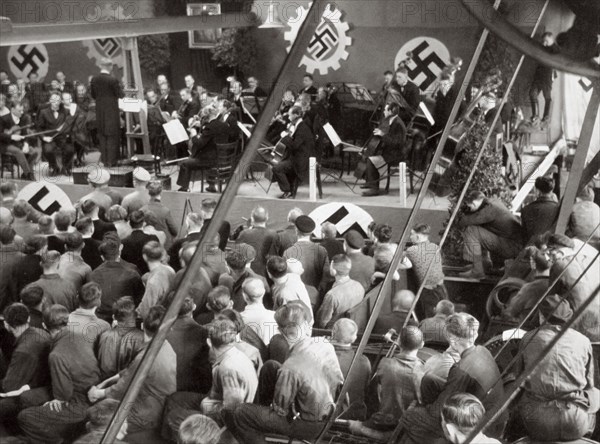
[118,98,143,113]
[163,119,189,145]
[323,123,342,147]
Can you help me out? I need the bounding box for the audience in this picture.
[58,231,92,291]
[121,209,159,275]
[236,206,277,277]
[441,393,502,444]
[140,180,178,248]
[105,204,132,240]
[25,250,78,312]
[420,299,454,345]
[240,278,277,346]
[178,414,222,444]
[137,241,175,319]
[373,289,418,334]
[344,230,375,291]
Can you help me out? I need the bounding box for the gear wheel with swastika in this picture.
[284,3,352,75]
[81,4,126,69]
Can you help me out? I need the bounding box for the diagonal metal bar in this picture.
[464,279,600,444]
[314,1,502,442]
[401,0,550,332]
[555,83,600,234]
[99,1,327,441]
[460,0,600,79]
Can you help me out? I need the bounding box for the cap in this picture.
[133,167,151,182]
[344,230,365,249]
[88,168,111,185]
[539,293,573,323]
[295,215,316,234]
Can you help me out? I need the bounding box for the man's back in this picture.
[237,226,277,276]
[68,309,111,350]
[121,191,150,215]
[89,261,143,321]
[375,353,424,418]
[346,250,375,291]
[1,327,51,392]
[121,230,159,274]
[98,325,145,378]
[521,196,559,242]
[59,252,92,291]
[334,344,371,418]
[167,316,211,393]
[50,328,101,399]
[26,274,78,312]
[373,310,413,335]
[81,237,102,269]
[283,241,329,291]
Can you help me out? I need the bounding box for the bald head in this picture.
[242,278,266,303]
[251,206,268,226]
[0,207,12,225]
[435,300,455,316]
[332,318,358,345]
[392,290,415,312]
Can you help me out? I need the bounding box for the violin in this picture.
[3,123,34,135]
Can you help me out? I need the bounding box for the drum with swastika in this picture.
[309,202,373,239]
[17,182,75,216]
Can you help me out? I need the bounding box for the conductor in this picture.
[90,57,123,166]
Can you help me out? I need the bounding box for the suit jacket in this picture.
[157,92,182,115]
[92,219,117,242]
[392,81,420,123]
[90,72,122,135]
[281,119,315,175]
[63,104,88,146]
[236,226,278,277]
[36,106,67,136]
[223,112,241,143]
[377,115,407,164]
[190,119,230,159]
[82,237,103,270]
[121,230,160,275]
[177,99,200,127]
[0,113,32,153]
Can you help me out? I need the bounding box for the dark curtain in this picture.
[164,0,247,92]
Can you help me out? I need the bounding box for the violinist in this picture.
[361,102,407,197]
[0,101,36,180]
[61,91,88,170]
[176,105,229,193]
[173,88,200,158]
[145,89,167,152]
[390,67,421,124]
[217,99,240,143]
[266,89,295,144]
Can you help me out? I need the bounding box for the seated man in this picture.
[271,105,315,199]
[266,255,313,318]
[515,293,599,441]
[222,301,343,443]
[401,223,448,319]
[520,176,559,243]
[361,102,407,197]
[0,303,51,421]
[88,305,177,439]
[36,92,71,176]
[0,101,36,180]
[351,325,424,437]
[240,278,277,347]
[97,296,145,378]
[399,313,506,443]
[331,319,371,420]
[503,246,550,327]
[441,393,502,444]
[458,190,523,278]
[18,305,102,443]
[218,249,269,312]
[163,318,258,440]
[419,300,454,346]
[567,184,600,245]
[373,289,418,335]
[177,105,230,193]
[316,254,365,328]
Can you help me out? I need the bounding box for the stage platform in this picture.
[10,161,450,242]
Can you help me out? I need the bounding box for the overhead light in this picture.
[259,1,285,29]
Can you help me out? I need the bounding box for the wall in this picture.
[0,0,155,85]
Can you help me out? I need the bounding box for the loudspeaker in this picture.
[72,166,134,188]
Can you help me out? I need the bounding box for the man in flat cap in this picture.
[122,167,151,215]
[90,57,123,167]
[283,215,331,305]
[457,190,522,278]
[515,293,599,441]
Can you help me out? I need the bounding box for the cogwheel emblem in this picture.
[81,4,126,69]
[284,3,352,75]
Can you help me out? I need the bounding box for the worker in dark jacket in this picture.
[520,176,559,243]
[458,191,523,278]
[90,57,123,166]
[0,303,51,421]
[176,105,229,193]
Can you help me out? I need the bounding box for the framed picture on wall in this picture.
[187,3,222,49]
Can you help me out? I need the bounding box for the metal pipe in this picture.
[401,0,550,332]
[0,13,257,46]
[464,281,600,444]
[459,0,600,79]
[555,84,600,233]
[99,1,326,441]
[314,2,502,442]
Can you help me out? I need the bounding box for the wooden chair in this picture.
[195,141,238,193]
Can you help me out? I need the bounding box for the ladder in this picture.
[121,37,150,157]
